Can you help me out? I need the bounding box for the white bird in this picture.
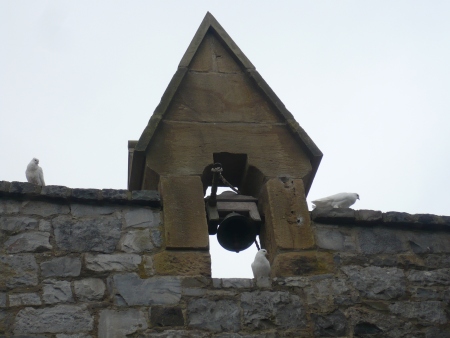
[25,158,45,186]
[312,192,359,209]
[251,249,271,279]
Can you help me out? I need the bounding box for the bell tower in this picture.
[128,12,322,277]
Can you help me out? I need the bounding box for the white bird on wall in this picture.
[312,192,359,209]
[25,158,45,186]
[251,249,271,280]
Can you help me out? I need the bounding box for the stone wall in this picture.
[1,181,449,337]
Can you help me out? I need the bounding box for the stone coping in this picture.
[0,181,160,207]
[311,207,450,231]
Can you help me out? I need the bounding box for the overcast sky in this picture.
[1,1,449,278]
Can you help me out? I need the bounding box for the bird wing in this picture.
[38,167,45,186]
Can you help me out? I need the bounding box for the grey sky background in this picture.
[1,1,449,278]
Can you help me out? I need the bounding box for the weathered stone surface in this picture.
[98,309,147,338]
[131,190,160,205]
[154,251,211,277]
[407,268,450,286]
[9,292,41,306]
[101,189,129,201]
[0,216,38,232]
[39,219,51,231]
[342,266,405,300]
[141,330,209,338]
[41,256,82,277]
[71,188,101,200]
[383,211,415,224]
[14,305,94,334]
[56,334,92,338]
[304,277,356,311]
[160,176,208,249]
[312,310,347,337]
[42,279,74,304]
[277,276,310,288]
[119,229,154,253]
[74,278,105,301]
[85,253,141,272]
[222,278,253,289]
[0,293,5,307]
[356,209,383,222]
[188,298,240,332]
[70,203,116,217]
[311,207,356,224]
[314,225,356,251]
[53,216,121,253]
[389,301,447,324]
[0,199,21,214]
[9,181,41,194]
[241,291,306,329]
[215,334,276,338]
[407,231,450,253]
[150,306,184,327]
[112,274,181,306]
[41,185,71,198]
[356,227,406,254]
[259,178,314,255]
[4,231,51,253]
[0,180,11,192]
[0,254,38,289]
[124,208,160,228]
[21,200,69,217]
[151,228,162,247]
[271,251,334,277]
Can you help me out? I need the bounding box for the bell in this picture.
[217,212,257,253]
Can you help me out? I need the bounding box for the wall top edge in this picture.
[0,181,160,207]
[311,207,450,231]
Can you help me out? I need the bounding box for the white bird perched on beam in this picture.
[251,249,271,280]
[312,192,359,209]
[25,158,45,186]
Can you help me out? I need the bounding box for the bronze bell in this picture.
[217,212,257,253]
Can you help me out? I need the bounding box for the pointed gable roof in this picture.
[129,12,322,194]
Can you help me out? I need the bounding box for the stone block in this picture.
[39,219,51,231]
[222,278,253,288]
[112,273,181,306]
[70,203,117,217]
[0,293,5,307]
[0,181,10,193]
[0,254,38,289]
[311,207,356,224]
[383,211,415,224]
[314,225,356,251]
[150,306,184,327]
[342,265,406,300]
[41,185,71,198]
[0,216,39,232]
[85,253,141,272]
[98,309,147,338]
[241,291,306,329]
[271,251,334,277]
[9,181,41,194]
[56,334,92,338]
[21,200,70,217]
[160,176,208,249]
[407,269,450,286]
[9,292,41,306]
[0,199,21,214]
[151,228,163,247]
[259,178,314,255]
[4,231,52,253]
[356,209,383,223]
[389,301,447,324]
[74,278,106,301]
[101,189,129,201]
[407,231,450,253]
[41,256,82,277]
[53,216,121,253]
[188,298,240,332]
[14,305,94,334]
[124,208,160,228]
[153,250,211,277]
[42,279,74,304]
[119,229,154,253]
[312,310,347,337]
[131,190,161,207]
[141,330,209,338]
[357,227,407,254]
[71,188,101,200]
